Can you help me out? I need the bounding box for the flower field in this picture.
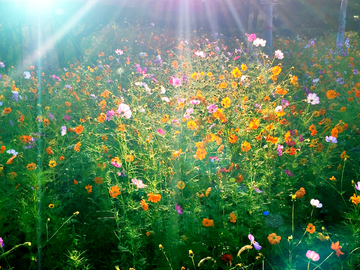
[0,23,360,269]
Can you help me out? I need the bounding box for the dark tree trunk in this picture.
[336,0,348,47]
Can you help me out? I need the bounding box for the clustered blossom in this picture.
[310,199,323,208]
[253,38,266,47]
[274,50,284,59]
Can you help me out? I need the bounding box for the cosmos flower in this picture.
[175,204,183,215]
[248,234,262,250]
[310,199,323,208]
[274,50,284,59]
[253,38,266,47]
[131,178,147,189]
[61,126,66,136]
[117,103,132,119]
[306,250,320,261]
[307,93,320,105]
[23,71,31,79]
[325,136,337,143]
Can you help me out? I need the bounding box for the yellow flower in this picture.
[317,233,329,241]
[232,67,242,78]
[176,181,185,189]
[329,176,336,181]
[49,160,57,168]
[221,97,231,108]
[187,121,197,130]
[48,204,55,208]
[241,64,247,71]
[205,187,211,197]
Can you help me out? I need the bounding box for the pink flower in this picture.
[274,50,284,59]
[117,103,132,119]
[207,104,218,113]
[245,33,257,42]
[190,100,200,105]
[175,204,183,215]
[131,178,147,189]
[306,250,320,261]
[172,78,182,87]
[157,128,165,135]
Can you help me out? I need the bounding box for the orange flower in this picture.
[275,87,288,95]
[125,155,134,162]
[109,186,121,198]
[161,114,169,123]
[326,90,337,99]
[59,156,65,161]
[26,163,37,171]
[350,193,360,205]
[331,241,344,257]
[99,51,105,57]
[202,218,214,227]
[46,146,54,155]
[267,233,281,245]
[241,64,247,71]
[85,185,92,194]
[329,176,336,181]
[19,135,32,143]
[176,181,185,189]
[94,177,103,184]
[229,213,236,223]
[236,174,244,183]
[241,141,251,152]
[74,179,78,185]
[75,125,84,134]
[140,199,149,210]
[194,147,207,160]
[306,223,316,234]
[228,134,238,144]
[205,187,211,197]
[148,193,161,203]
[74,142,81,152]
[3,107,11,114]
[295,187,306,199]
[43,119,50,126]
[249,118,260,130]
[220,81,227,88]
[331,127,338,138]
[0,145,5,153]
[65,101,71,107]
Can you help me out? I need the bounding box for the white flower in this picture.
[310,199,323,208]
[162,97,170,102]
[7,149,18,156]
[160,86,166,94]
[117,103,132,119]
[274,50,284,59]
[23,71,31,79]
[115,49,123,55]
[194,51,206,58]
[253,38,266,47]
[307,93,320,105]
[275,106,283,113]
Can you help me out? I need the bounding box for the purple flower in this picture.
[0,62,5,68]
[284,169,294,178]
[248,234,262,250]
[281,99,289,108]
[175,204,183,215]
[354,69,358,74]
[10,120,14,126]
[252,186,262,193]
[49,113,55,121]
[64,115,70,121]
[299,135,304,142]
[0,237,4,247]
[306,250,320,261]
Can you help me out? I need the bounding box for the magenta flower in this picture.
[175,204,183,215]
[355,181,360,191]
[111,159,122,168]
[157,128,165,135]
[117,103,132,119]
[0,237,4,247]
[190,100,200,105]
[306,250,320,261]
[245,33,256,42]
[64,115,70,121]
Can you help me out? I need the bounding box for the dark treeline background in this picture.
[0,0,359,71]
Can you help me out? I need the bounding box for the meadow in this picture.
[0,22,360,269]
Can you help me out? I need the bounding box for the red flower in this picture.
[222,253,233,263]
